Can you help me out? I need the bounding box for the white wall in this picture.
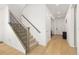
[0,8,4,41]
[45,6,53,42]
[0,5,25,54]
[51,18,66,35]
[76,4,79,54]
[8,4,26,17]
[65,5,74,47]
[22,4,53,46]
[22,4,47,46]
[5,25,26,53]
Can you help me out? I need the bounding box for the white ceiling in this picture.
[47,4,69,19]
[8,4,69,19]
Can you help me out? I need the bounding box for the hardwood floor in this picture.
[28,35,76,55]
[0,35,76,55]
[0,43,24,55]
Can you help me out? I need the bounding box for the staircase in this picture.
[9,11,38,54]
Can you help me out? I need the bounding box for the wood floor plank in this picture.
[0,43,24,55]
[0,35,76,55]
[29,35,76,55]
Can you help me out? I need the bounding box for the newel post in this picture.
[26,27,30,54]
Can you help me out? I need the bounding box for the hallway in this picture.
[29,35,76,55]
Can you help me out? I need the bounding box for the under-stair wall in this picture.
[6,24,26,53]
[0,5,26,54]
